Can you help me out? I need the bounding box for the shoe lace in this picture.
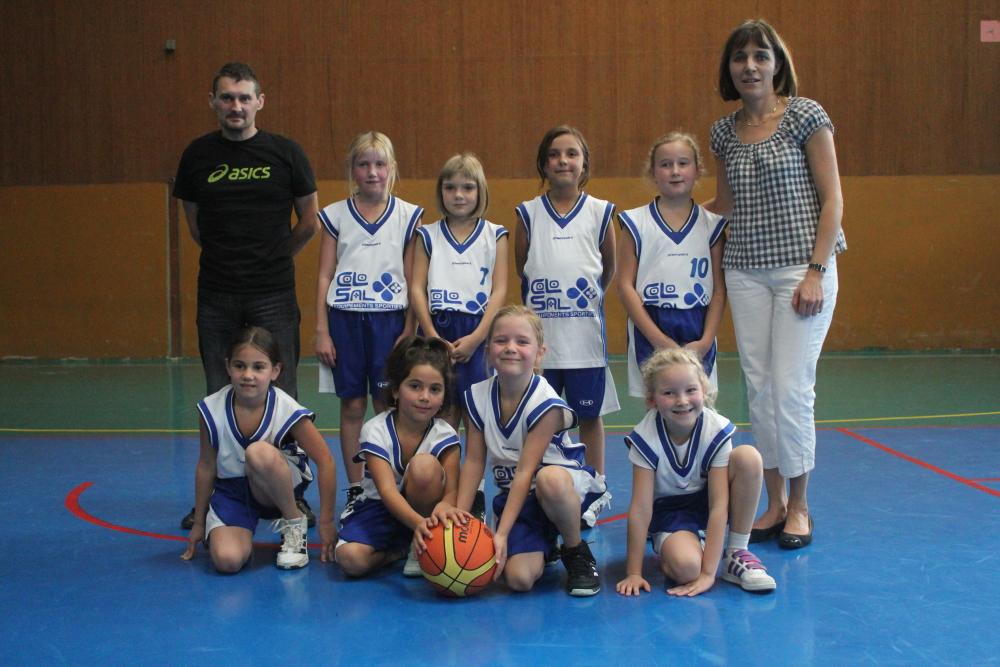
[730,549,766,571]
[272,518,305,552]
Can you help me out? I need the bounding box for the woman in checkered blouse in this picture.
[706,20,847,550]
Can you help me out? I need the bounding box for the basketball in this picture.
[418,517,497,597]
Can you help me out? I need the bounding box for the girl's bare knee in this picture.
[534,466,572,500]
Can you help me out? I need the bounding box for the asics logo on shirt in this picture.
[206,163,272,183]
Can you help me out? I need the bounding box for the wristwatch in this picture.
[807,263,827,274]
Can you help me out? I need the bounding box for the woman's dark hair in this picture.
[717,19,798,101]
[535,125,591,189]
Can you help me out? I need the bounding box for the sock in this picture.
[727,531,750,553]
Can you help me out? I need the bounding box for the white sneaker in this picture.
[272,515,309,570]
[403,546,422,577]
[581,489,612,529]
[721,549,776,592]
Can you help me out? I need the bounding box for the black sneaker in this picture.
[296,497,316,528]
[344,485,364,514]
[560,541,600,596]
[180,507,195,530]
[471,489,487,522]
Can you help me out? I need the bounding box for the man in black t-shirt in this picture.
[174,63,320,528]
[174,62,318,397]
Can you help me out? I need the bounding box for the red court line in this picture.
[65,482,299,548]
[837,428,1000,499]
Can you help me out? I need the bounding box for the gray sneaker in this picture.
[272,515,309,570]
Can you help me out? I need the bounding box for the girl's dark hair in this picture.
[535,125,591,189]
[717,19,798,101]
[227,326,280,365]
[383,335,454,412]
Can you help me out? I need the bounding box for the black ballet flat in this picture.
[778,516,814,550]
[749,520,785,544]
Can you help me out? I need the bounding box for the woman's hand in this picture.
[791,271,825,317]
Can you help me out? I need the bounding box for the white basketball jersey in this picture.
[355,410,460,501]
[618,201,727,310]
[419,218,508,315]
[517,193,613,368]
[197,386,314,481]
[319,195,422,311]
[625,407,733,499]
[463,374,586,490]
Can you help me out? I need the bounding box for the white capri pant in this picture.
[725,261,838,477]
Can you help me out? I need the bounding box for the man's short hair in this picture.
[212,62,261,96]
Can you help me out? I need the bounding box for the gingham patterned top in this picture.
[710,96,847,269]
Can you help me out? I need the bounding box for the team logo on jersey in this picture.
[642,282,680,308]
[465,292,488,314]
[684,283,710,307]
[206,163,272,183]
[565,277,598,308]
[373,273,403,302]
[527,277,598,317]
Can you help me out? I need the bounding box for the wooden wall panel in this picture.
[0,184,167,357]
[2,0,997,186]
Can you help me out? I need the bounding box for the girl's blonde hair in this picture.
[640,347,715,408]
[346,131,398,197]
[646,131,706,179]
[436,153,489,220]
[487,305,545,373]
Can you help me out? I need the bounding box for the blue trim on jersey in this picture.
[649,199,699,245]
[347,195,397,236]
[359,441,391,464]
[515,204,531,237]
[492,375,542,439]
[553,438,586,464]
[625,431,660,469]
[463,388,485,431]
[274,409,314,450]
[404,205,423,244]
[197,399,219,450]
[385,412,405,476]
[656,410,702,478]
[417,226,432,256]
[701,422,736,476]
[618,211,642,258]
[495,226,509,240]
[441,217,485,254]
[430,434,461,457]
[541,193,587,229]
[598,201,614,244]
[525,397,576,434]
[318,208,338,239]
[709,216,729,247]
[224,386,277,449]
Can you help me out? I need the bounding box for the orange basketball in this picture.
[418,517,497,597]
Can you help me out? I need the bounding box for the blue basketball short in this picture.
[327,308,406,400]
[634,304,716,377]
[542,367,607,419]
[647,489,709,552]
[492,465,605,557]
[428,311,489,400]
[336,498,412,553]
[206,467,308,534]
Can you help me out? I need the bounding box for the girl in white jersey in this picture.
[616,348,775,597]
[316,132,422,513]
[182,327,337,573]
[336,336,468,577]
[453,305,606,596]
[410,153,509,427]
[515,126,617,527]
[617,132,728,398]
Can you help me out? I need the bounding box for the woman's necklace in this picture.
[740,98,783,127]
